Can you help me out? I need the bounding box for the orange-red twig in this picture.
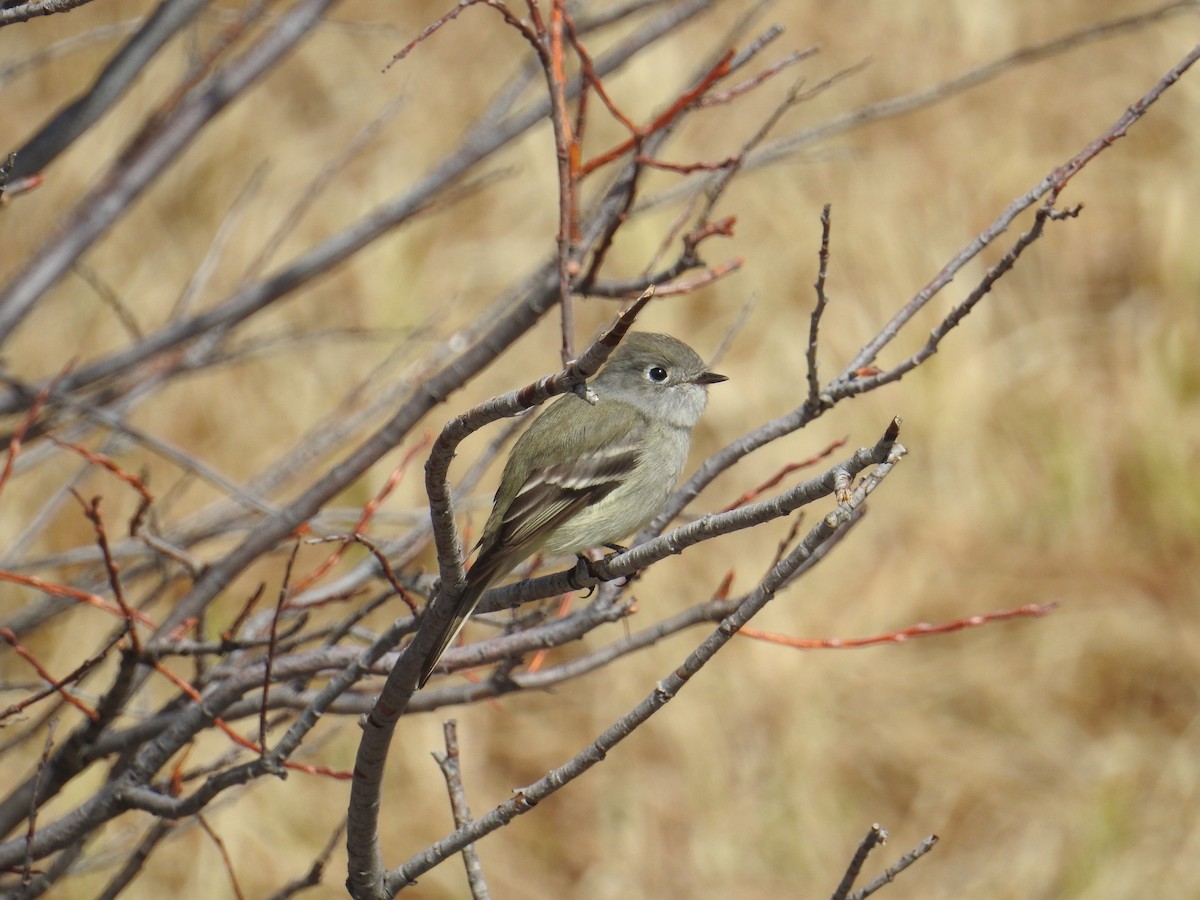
[0,363,73,501]
[332,534,420,614]
[684,216,737,249]
[71,492,142,652]
[283,761,353,780]
[648,258,743,296]
[578,50,735,178]
[711,569,735,602]
[52,438,154,535]
[165,616,199,643]
[0,630,122,723]
[721,437,849,512]
[523,592,573,675]
[1,627,100,721]
[548,1,574,151]
[291,432,430,594]
[151,660,352,779]
[740,602,1060,650]
[0,570,157,627]
[564,11,637,134]
[151,661,267,759]
[636,156,740,175]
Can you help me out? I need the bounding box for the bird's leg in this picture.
[571,544,631,596]
[569,555,597,597]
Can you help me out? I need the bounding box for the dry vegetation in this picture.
[2,1,1199,897]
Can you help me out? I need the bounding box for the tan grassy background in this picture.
[3,1,1199,897]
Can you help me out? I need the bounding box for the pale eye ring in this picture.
[647,365,668,383]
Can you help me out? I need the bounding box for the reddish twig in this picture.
[152,662,253,750]
[768,514,806,572]
[321,534,420,615]
[721,438,851,513]
[164,616,199,643]
[684,215,736,248]
[0,629,99,721]
[0,363,73,501]
[547,0,577,363]
[151,659,351,779]
[647,257,743,296]
[522,592,572,675]
[637,155,739,174]
[52,437,155,536]
[0,630,122,723]
[71,492,141,652]
[710,569,735,602]
[578,50,735,177]
[739,601,1060,650]
[0,570,156,627]
[291,433,431,593]
[651,60,859,280]
[280,761,353,781]
[564,10,636,133]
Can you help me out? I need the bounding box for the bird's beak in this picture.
[693,370,728,385]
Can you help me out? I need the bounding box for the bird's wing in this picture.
[491,398,647,554]
[498,438,640,549]
[419,399,644,687]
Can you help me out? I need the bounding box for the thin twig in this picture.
[830,823,887,900]
[385,430,906,889]
[806,203,832,409]
[432,721,491,899]
[850,835,939,900]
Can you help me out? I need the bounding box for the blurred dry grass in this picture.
[3,0,1200,897]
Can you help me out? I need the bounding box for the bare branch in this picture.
[432,721,491,899]
[831,823,889,900]
[386,435,906,889]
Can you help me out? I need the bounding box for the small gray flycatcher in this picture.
[419,332,726,685]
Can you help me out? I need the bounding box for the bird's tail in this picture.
[417,551,514,687]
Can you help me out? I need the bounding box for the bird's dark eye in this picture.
[647,365,668,383]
